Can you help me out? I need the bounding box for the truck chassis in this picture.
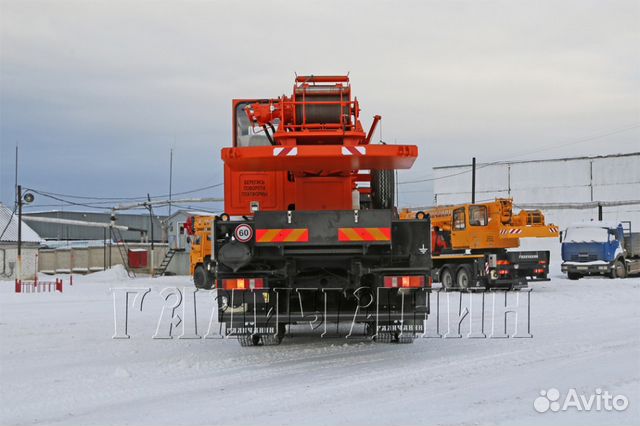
[207,209,432,345]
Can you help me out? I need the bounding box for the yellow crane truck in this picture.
[400,198,560,290]
[187,215,216,289]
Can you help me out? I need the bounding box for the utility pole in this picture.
[471,157,476,204]
[168,148,173,217]
[14,146,19,209]
[17,185,22,281]
[109,212,115,269]
[147,194,155,275]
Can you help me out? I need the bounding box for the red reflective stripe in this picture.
[357,228,373,240]
[256,229,309,243]
[276,229,293,241]
[338,227,391,242]
[255,229,270,242]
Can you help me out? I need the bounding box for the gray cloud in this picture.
[1,0,638,210]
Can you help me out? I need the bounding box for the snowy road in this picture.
[1,265,639,425]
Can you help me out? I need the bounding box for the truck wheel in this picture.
[456,265,472,290]
[238,334,261,347]
[194,265,206,288]
[440,267,454,290]
[611,260,626,279]
[194,265,213,290]
[396,333,415,344]
[373,330,414,344]
[371,170,395,209]
[567,272,581,280]
[261,324,286,346]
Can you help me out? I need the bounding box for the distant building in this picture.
[166,210,212,251]
[432,152,640,229]
[0,203,43,280]
[23,211,165,243]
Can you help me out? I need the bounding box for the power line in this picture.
[25,190,114,211]
[26,182,223,203]
[502,123,640,161]
[170,204,223,214]
[399,163,494,185]
[398,123,640,185]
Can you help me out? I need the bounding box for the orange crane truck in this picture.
[401,198,559,290]
[196,76,432,345]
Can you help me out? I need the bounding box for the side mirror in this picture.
[559,231,563,243]
[186,236,191,244]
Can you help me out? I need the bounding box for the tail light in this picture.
[384,276,425,288]
[498,270,510,276]
[534,268,545,274]
[538,260,547,265]
[497,260,511,266]
[222,278,264,290]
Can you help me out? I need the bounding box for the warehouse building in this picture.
[432,152,640,229]
[0,203,43,280]
[23,211,165,242]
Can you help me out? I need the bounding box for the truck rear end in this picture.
[207,75,431,345]
[212,210,432,345]
[433,250,550,291]
[487,250,551,288]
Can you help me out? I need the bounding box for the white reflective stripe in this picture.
[287,147,298,156]
[273,147,284,156]
[341,146,367,156]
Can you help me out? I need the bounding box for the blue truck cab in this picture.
[561,221,640,279]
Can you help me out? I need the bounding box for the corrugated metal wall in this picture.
[433,153,640,229]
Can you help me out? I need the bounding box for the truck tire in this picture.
[440,267,454,290]
[238,334,261,347]
[396,334,415,344]
[374,330,415,344]
[567,272,581,280]
[371,170,395,209]
[194,265,213,289]
[611,260,627,279]
[456,265,472,290]
[261,323,286,346]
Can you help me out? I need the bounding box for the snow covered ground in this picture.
[1,261,639,426]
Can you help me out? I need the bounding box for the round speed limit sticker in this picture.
[234,224,253,243]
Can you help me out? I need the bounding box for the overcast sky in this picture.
[1,0,638,213]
